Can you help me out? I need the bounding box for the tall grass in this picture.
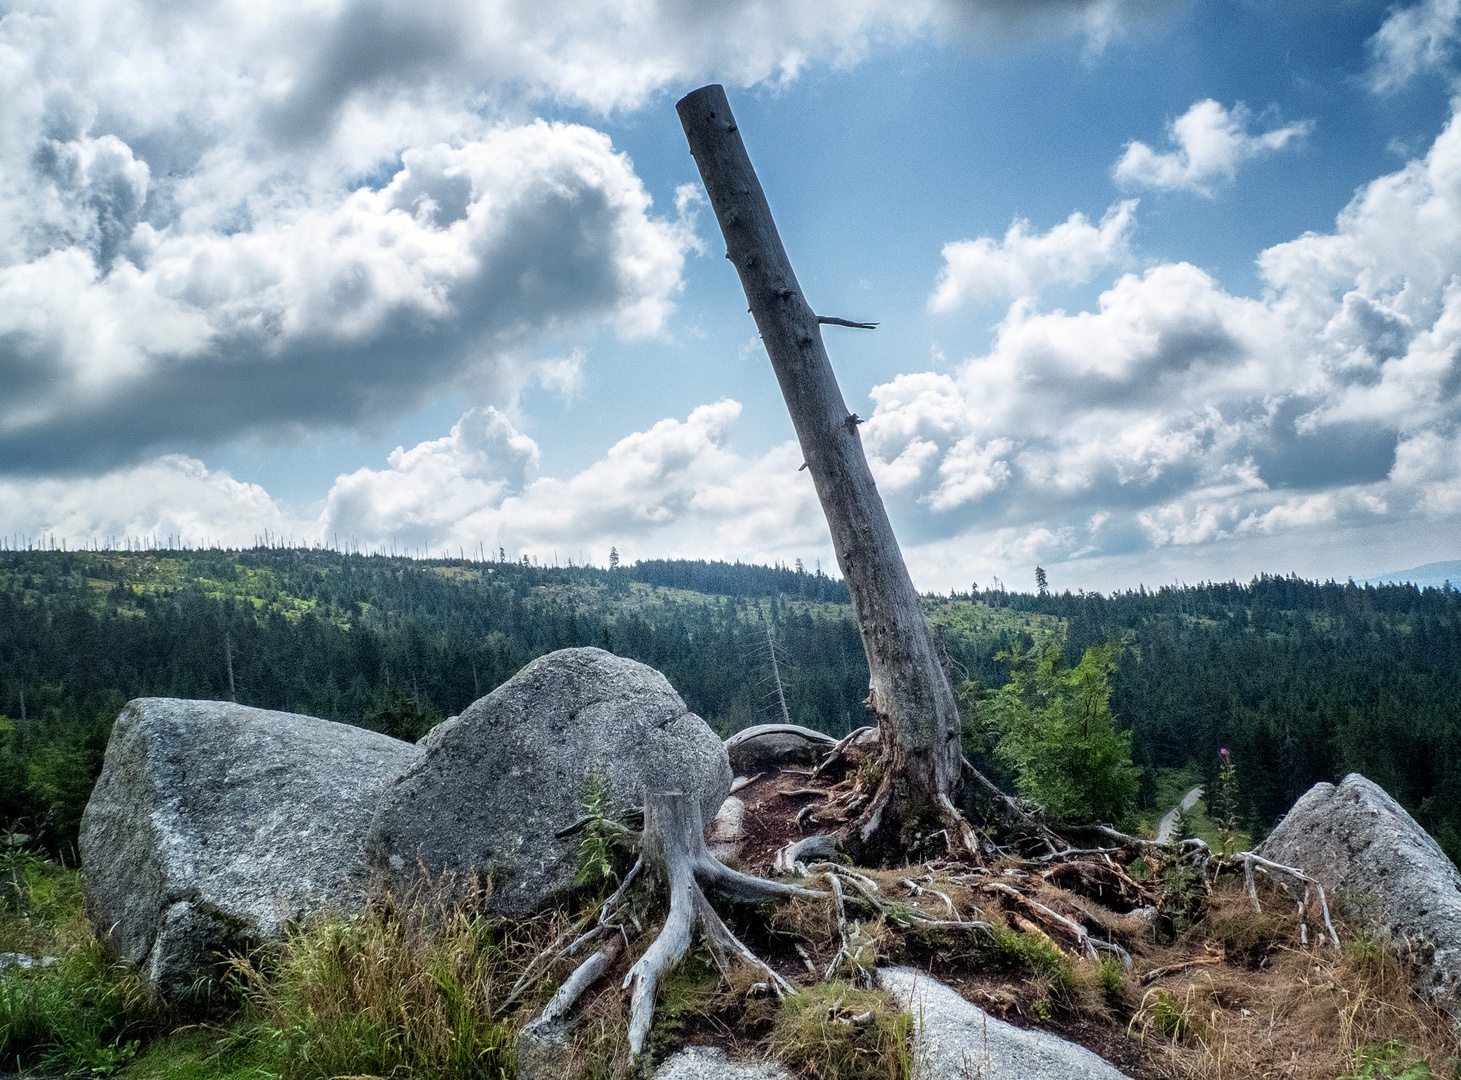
[1,848,159,1076]
[238,874,564,1080]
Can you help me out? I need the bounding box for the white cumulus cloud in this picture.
[871,99,1461,588]
[0,121,692,470]
[0,0,1165,479]
[0,456,312,550]
[928,200,1136,310]
[319,399,832,565]
[1369,0,1461,91]
[1114,99,1311,196]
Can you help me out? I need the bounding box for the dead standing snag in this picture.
[677,84,968,856]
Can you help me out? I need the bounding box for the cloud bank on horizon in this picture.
[4,0,1461,592]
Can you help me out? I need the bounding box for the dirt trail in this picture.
[1155,785,1203,842]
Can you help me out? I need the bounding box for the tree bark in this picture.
[677,84,962,850]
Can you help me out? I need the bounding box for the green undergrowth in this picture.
[1,856,161,1077]
[116,1025,284,1080]
[1336,1040,1436,1080]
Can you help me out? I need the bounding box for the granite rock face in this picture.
[1257,772,1461,1023]
[80,698,421,999]
[368,647,731,915]
[880,967,1134,1080]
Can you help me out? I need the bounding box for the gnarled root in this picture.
[1236,850,1340,949]
[618,791,824,1067]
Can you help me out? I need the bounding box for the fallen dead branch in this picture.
[981,880,1131,968]
[1139,955,1222,984]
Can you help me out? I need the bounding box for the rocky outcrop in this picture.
[724,724,836,774]
[1257,772,1461,1021]
[80,698,421,999]
[368,647,731,916]
[880,967,1134,1080]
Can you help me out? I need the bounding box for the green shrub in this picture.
[1096,957,1124,997]
[1337,1039,1433,1080]
[988,636,1141,826]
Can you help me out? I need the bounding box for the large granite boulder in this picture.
[368,647,731,915]
[880,967,1134,1079]
[724,723,836,774]
[80,698,421,999]
[1257,772,1461,1023]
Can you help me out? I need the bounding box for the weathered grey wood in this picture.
[677,84,962,844]
[621,791,812,1065]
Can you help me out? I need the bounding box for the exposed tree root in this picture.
[809,725,876,782]
[959,754,1064,853]
[528,790,826,1069]
[982,880,1132,968]
[1237,850,1341,949]
[1139,954,1222,984]
[522,747,1351,1072]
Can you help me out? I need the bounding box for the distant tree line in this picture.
[1,551,1458,866]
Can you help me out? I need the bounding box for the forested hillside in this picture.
[1,548,1458,865]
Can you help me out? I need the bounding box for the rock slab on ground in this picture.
[0,953,55,975]
[368,647,731,916]
[653,1047,793,1080]
[880,966,1134,1080]
[80,698,421,999]
[1257,772,1461,1022]
[724,723,835,774]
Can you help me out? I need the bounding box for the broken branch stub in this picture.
[677,84,964,853]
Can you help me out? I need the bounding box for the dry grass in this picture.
[1127,878,1459,1080]
[766,980,912,1080]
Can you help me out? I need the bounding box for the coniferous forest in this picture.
[1,548,1458,865]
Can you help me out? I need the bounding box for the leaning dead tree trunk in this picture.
[678,85,963,852]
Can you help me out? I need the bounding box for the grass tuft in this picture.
[765,981,911,1080]
[1,850,162,1077]
[236,873,561,1080]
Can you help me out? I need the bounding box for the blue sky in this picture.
[3,0,1461,591]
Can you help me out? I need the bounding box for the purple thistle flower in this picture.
[1219,748,1229,756]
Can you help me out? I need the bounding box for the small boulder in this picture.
[1257,772,1461,1024]
[880,967,1134,1079]
[80,698,421,999]
[724,724,836,774]
[368,647,731,916]
[514,1015,572,1080]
